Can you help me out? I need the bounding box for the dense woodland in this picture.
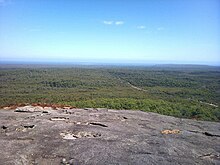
[0,64,219,121]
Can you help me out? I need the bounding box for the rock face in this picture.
[0,106,219,165]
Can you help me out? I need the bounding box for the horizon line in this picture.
[0,60,219,67]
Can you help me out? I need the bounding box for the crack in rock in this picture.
[89,122,108,127]
[203,132,220,137]
[187,130,220,137]
[1,125,7,130]
[199,153,220,159]
[23,125,35,129]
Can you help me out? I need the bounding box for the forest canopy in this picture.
[0,65,219,121]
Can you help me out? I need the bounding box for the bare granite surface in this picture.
[0,106,220,165]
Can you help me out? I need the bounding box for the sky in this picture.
[0,0,219,65]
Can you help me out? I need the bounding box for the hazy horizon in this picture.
[0,0,219,65]
[1,59,220,67]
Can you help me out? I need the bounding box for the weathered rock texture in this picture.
[0,106,219,165]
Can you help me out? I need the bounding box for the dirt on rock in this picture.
[0,106,219,165]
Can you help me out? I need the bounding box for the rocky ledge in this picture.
[0,106,219,165]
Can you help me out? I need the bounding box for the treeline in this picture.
[68,98,219,121]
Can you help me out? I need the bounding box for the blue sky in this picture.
[0,0,219,65]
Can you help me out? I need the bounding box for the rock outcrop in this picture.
[0,106,219,165]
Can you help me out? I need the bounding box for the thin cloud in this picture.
[115,21,124,25]
[157,27,164,31]
[103,21,113,25]
[103,20,124,26]
[137,26,146,29]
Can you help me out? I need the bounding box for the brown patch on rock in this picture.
[161,129,180,134]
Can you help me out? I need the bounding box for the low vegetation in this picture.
[0,65,219,121]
